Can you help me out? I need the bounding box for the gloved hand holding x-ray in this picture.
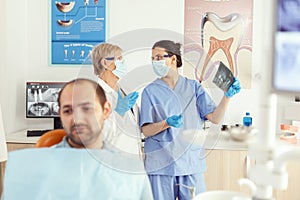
[225,77,241,98]
[115,90,139,116]
[166,114,183,128]
[212,61,241,98]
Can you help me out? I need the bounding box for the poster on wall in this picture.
[51,0,106,65]
[184,0,253,89]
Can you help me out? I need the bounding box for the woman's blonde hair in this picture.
[91,43,122,75]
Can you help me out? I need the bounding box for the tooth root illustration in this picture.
[55,1,76,13]
[64,49,68,58]
[84,0,89,6]
[200,12,244,82]
[80,50,85,58]
[72,50,75,57]
[201,37,234,80]
[94,0,98,5]
[57,19,73,26]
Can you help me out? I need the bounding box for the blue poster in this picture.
[51,0,106,65]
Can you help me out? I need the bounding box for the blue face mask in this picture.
[152,60,170,78]
[113,59,127,78]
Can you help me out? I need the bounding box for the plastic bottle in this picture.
[243,112,252,127]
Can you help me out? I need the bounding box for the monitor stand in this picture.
[27,117,63,137]
[53,117,63,129]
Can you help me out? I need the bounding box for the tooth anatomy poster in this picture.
[184,0,253,89]
[51,0,106,65]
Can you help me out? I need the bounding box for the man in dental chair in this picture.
[2,78,153,200]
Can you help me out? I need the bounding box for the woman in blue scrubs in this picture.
[139,40,241,200]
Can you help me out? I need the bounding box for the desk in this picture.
[5,130,38,151]
[6,129,39,144]
[1,130,38,196]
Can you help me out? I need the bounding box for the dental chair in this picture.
[35,129,66,148]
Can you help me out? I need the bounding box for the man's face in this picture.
[59,82,110,148]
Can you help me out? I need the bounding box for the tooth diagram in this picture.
[199,12,244,82]
[57,19,74,26]
[55,1,76,13]
[80,50,85,58]
[64,49,68,58]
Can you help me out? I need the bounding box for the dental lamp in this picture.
[245,0,300,198]
[195,0,300,199]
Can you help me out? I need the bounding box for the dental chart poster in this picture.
[51,0,106,65]
[184,0,253,89]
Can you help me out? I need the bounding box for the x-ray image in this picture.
[274,35,300,92]
[26,82,65,117]
[213,61,234,92]
[27,88,60,103]
[273,0,300,93]
[278,0,300,31]
[27,102,52,117]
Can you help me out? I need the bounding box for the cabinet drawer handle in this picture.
[244,155,250,178]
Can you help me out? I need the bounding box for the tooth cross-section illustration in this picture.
[200,12,244,82]
[201,36,234,81]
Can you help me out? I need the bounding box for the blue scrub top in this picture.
[140,75,216,176]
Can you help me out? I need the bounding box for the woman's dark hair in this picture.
[152,40,182,68]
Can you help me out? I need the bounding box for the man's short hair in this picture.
[57,78,107,108]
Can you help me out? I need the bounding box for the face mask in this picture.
[112,59,127,78]
[152,60,170,78]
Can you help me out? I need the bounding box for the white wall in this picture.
[0,0,296,134]
[0,0,7,133]
[1,0,81,133]
[1,1,30,134]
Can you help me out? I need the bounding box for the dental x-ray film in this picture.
[213,61,234,92]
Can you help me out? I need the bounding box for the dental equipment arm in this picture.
[176,184,195,199]
[273,147,300,174]
[248,142,300,199]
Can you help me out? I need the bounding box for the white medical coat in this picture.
[98,79,142,160]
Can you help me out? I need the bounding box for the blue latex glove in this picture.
[115,90,139,116]
[166,114,183,128]
[225,77,241,98]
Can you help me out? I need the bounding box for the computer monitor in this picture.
[272,0,300,95]
[26,82,66,129]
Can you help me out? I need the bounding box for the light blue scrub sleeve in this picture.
[139,89,154,127]
[194,81,216,120]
